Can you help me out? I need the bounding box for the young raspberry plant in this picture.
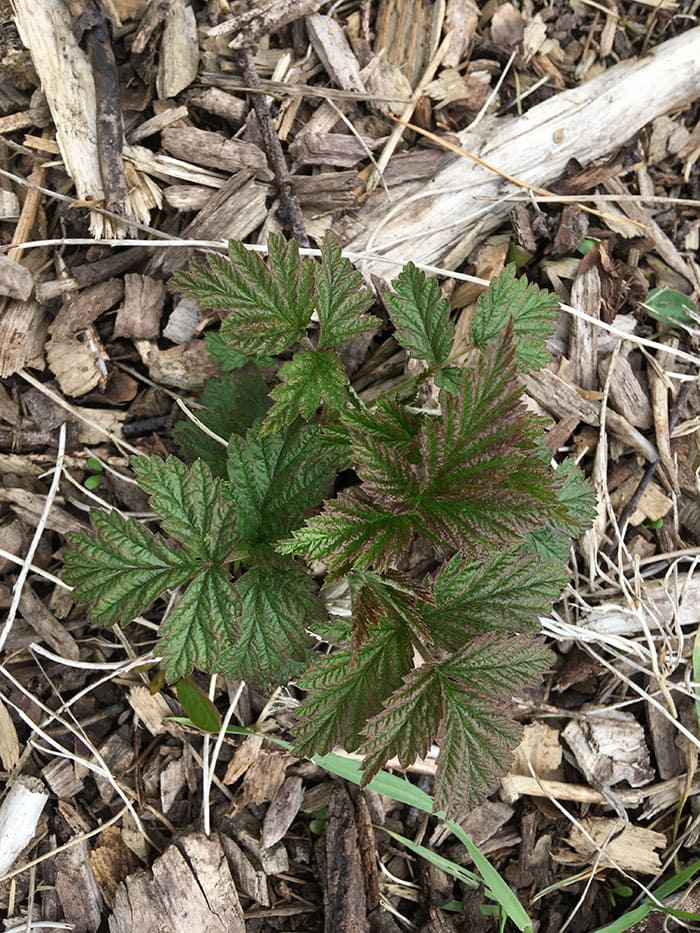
[64,234,594,818]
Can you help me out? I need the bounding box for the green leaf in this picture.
[158,564,240,682]
[221,559,323,686]
[176,677,222,732]
[315,234,377,348]
[294,613,415,757]
[359,634,551,816]
[415,329,564,552]
[341,399,421,448]
[434,366,463,396]
[133,456,237,561]
[173,372,271,476]
[278,489,413,575]
[64,510,198,626]
[359,664,443,779]
[422,548,565,651]
[172,234,314,356]
[204,331,274,372]
[262,350,349,434]
[435,635,551,814]
[385,262,454,367]
[644,286,697,327]
[227,421,336,546]
[349,569,431,650]
[554,457,597,535]
[471,264,559,371]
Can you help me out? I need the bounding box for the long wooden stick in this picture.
[346,27,700,278]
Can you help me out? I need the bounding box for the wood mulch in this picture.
[0,1,699,931]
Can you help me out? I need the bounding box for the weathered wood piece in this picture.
[318,785,367,933]
[156,0,198,98]
[208,0,322,48]
[568,264,600,390]
[11,0,143,235]
[0,775,49,876]
[188,87,246,125]
[290,132,385,167]
[0,253,32,300]
[160,126,271,179]
[344,28,700,278]
[56,838,105,933]
[109,833,245,933]
[0,298,48,377]
[306,13,366,94]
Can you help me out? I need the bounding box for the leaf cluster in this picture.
[65,236,593,818]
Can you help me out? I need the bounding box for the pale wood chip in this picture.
[137,338,219,391]
[0,298,49,378]
[306,13,366,93]
[569,264,600,390]
[0,694,20,771]
[161,126,272,180]
[261,775,304,849]
[42,757,85,799]
[113,274,165,341]
[155,0,198,99]
[109,833,245,933]
[562,710,655,789]
[127,686,175,736]
[162,298,203,344]
[56,839,104,933]
[599,354,653,431]
[219,834,270,906]
[562,818,665,874]
[0,253,32,300]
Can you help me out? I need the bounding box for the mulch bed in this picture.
[0,1,699,931]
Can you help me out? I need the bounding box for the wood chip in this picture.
[562,818,665,874]
[155,0,198,99]
[562,710,655,789]
[137,338,219,391]
[0,694,20,772]
[0,253,33,300]
[161,126,272,179]
[261,775,304,849]
[569,263,600,390]
[306,14,366,93]
[109,833,245,932]
[89,825,139,910]
[0,298,49,378]
[127,685,174,735]
[56,838,104,933]
[113,273,165,340]
[318,784,367,933]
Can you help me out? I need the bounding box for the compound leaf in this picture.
[293,613,414,757]
[204,331,274,372]
[262,350,349,434]
[316,234,377,348]
[158,564,240,682]
[341,399,421,448]
[172,234,314,356]
[64,510,197,627]
[133,456,238,561]
[173,371,271,476]
[416,329,564,551]
[227,421,336,546]
[422,548,566,651]
[359,665,443,781]
[554,457,597,535]
[222,559,323,686]
[359,634,551,817]
[278,489,413,575]
[471,264,559,371]
[385,263,454,367]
